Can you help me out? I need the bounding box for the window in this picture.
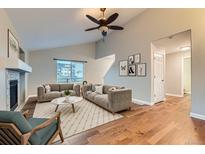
[56,60,84,83]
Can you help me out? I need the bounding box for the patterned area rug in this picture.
[33,98,123,138]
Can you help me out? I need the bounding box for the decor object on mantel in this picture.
[85,8,124,38]
[8,29,19,58]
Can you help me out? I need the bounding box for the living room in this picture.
[1,0,205,153]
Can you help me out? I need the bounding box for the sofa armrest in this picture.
[73,84,80,97]
[81,84,92,98]
[108,89,132,112]
[37,85,45,100]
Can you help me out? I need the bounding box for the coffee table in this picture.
[51,96,82,113]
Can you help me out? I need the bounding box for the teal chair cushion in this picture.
[0,111,41,144]
[27,118,58,144]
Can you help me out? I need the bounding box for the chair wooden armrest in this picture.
[21,112,61,145]
[22,110,30,119]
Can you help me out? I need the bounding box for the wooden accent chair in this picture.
[0,110,64,145]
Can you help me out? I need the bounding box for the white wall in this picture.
[0,9,29,110]
[95,9,205,116]
[165,52,183,97]
[28,43,115,95]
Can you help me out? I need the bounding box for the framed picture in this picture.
[137,63,146,77]
[119,60,128,76]
[134,53,141,63]
[8,29,19,57]
[128,55,134,65]
[128,64,136,76]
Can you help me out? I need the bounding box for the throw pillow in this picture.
[95,85,103,94]
[45,85,51,93]
[109,87,117,91]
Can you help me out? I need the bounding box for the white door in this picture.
[153,52,165,103]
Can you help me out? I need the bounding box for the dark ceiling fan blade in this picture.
[108,25,124,30]
[106,13,119,24]
[85,26,99,31]
[86,15,100,24]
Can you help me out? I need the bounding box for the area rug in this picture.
[33,98,123,138]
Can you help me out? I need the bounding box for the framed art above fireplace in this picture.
[8,29,19,58]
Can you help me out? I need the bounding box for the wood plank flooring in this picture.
[23,95,205,144]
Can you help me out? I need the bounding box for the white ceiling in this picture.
[153,30,191,54]
[5,8,146,51]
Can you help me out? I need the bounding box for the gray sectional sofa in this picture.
[82,84,132,113]
[37,83,80,103]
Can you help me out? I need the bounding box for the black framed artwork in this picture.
[137,63,146,77]
[128,55,134,65]
[134,53,141,63]
[119,60,128,76]
[128,64,136,76]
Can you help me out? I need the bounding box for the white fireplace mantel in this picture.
[5,58,32,73]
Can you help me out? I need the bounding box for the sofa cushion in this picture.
[27,118,57,145]
[49,84,60,91]
[94,94,110,109]
[91,84,101,92]
[95,85,103,94]
[103,85,120,94]
[85,90,92,96]
[0,111,41,145]
[60,84,73,91]
[45,85,51,93]
[45,91,61,100]
[87,92,98,100]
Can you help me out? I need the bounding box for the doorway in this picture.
[151,30,192,104]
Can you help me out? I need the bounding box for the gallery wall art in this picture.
[119,60,128,76]
[119,52,146,77]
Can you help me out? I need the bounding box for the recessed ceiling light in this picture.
[180,46,191,51]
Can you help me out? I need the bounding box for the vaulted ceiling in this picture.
[5,8,146,51]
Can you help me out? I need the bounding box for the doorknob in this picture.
[162,80,164,82]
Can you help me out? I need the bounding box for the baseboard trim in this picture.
[132,98,154,106]
[166,93,184,97]
[190,112,205,121]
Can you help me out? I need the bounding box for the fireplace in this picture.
[10,80,18,111]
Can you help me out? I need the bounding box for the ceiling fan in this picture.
[85,8,124,38]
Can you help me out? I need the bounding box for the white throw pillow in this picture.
[45,85,51,93]
[109,87,117,91]
[95,85,103,94]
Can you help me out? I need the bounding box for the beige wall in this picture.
[96,9,205,116]
[28,43,114,95]
[165,52,183,96]
[0,9,29,110]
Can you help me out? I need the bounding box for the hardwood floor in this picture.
[23,95,205,144]
[58,95,205,145]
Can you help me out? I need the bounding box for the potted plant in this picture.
[64,90,71,102]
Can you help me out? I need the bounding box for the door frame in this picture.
[183,55,191,95]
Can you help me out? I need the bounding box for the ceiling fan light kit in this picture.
[85,8,124,39]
